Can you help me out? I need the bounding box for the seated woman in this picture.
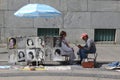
[60,31,76,65]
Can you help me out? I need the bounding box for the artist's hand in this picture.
[77,45,83,48]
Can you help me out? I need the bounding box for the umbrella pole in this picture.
[33,18,34,28]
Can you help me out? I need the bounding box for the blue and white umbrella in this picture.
[14,4,61,18]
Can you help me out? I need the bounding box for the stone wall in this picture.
[0,0,120,63]
[0,0,120,48]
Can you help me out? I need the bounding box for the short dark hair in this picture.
[60,31,66,37]
[28,52,34,59]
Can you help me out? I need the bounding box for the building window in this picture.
[94,29,116,43]
[37,28,59,36]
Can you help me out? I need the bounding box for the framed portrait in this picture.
[17,49,26,62]
[53,36,61,47]
[26,37,35,48]
[26,49,36,61]
[36,36,44,48]
[8,37,16,49]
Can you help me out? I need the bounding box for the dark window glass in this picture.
[37,28,59,36]
[94,29,116,42]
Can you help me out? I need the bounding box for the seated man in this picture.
[77,33,96,64]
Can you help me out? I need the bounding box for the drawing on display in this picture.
[26,38,34,47]
[26,49,36,61]
[17,49,26,62]
[8,37,16,49]
[53,37,61,47]
[26,37,45,48]
[36,37,45,48]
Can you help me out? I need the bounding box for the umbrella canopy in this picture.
[14,4,61,18]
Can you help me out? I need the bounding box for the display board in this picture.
[16,37,26,49]
[44,36,53,48]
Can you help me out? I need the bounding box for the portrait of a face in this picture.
[18,50,25,62]
[38,37,45,47]
[18,51,25,59]
[38,38,42,44]
[28,52,34,59]
[53,37,61,47]
[8,38,16,49]
[38,37,45,48]
[26,49,36,61]
[27,39,34,46]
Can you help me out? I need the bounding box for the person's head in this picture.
[27,39,34,46]
[28,52,34,59]
[60,31,67,38]
[18,51,25,58]
[80,33,88,41]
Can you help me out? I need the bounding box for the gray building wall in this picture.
[0,0,120,52]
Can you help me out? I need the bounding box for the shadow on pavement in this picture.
[95,61,113,68]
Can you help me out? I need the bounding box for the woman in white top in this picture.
[60,31,76,64]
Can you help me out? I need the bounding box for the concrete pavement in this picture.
[95,44,120,62]
[0,66,119,80]
[0,44,120,80]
